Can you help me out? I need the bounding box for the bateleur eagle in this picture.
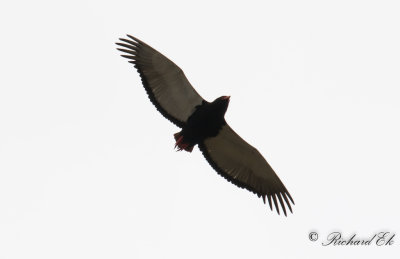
[116,35,294,216]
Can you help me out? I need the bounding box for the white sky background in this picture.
[1,0,399,258]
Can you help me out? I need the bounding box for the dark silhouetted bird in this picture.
[116,35,294,216]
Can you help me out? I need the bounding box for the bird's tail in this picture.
[174,132,194,152]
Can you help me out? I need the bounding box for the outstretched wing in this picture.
[198,124,294,216]
[116,35,204,128]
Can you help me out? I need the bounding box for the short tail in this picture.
[174,132,194,152]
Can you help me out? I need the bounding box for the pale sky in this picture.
[1,1,399,258]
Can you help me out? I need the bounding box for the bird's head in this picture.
[212,95,230,116]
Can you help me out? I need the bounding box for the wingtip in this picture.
[120,54,136,60]
[267,195,273,211]
[272,194,280,215]
[277,193,287,217]
[126,34,139,42]
[282,192,293,214]
[287,192,295,205]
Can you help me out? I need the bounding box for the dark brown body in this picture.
[174,97,230,151]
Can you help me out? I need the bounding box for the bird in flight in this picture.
[116,35,294,216]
